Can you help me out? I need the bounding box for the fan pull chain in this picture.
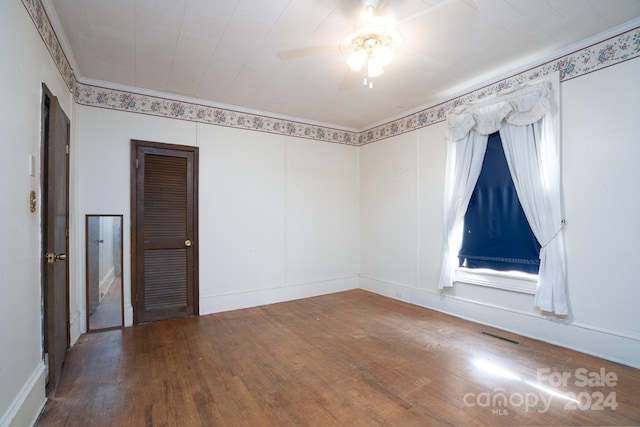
[363,73,373,89]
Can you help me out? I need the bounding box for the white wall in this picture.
[360,131,418,287]
[74,106,197,327]
[5,1,639,424]
[75,106,359,323]
[359,57,640,368]
[562,58,640,339]
[0,2,74,426]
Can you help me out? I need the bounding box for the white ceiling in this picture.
[45,0,640,130]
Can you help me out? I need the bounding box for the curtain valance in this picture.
[447,82,551,142]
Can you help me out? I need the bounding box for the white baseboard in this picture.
[359,276,640,369]
[0,363,46,427]
[199,276,359,315]
[124,303,133,327]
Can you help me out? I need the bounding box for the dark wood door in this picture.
[41,85,70,391]
[131,140,199,324]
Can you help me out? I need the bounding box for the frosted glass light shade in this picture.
[372,44,393,66]
[347,49,367,71]
[367,60,384,77]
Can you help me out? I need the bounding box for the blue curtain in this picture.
[458,132,540,274]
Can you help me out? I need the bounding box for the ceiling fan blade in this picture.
[276,44,338,60]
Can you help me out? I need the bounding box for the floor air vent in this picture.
[481,331,520,345]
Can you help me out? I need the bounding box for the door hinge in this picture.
[135,158,139,169]
[66,227,69,238]
[134,292,138,303]
[65,144,70,155]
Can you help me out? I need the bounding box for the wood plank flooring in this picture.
[37,290,640,426]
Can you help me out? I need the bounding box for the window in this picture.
[458,131,541,275]
[438,79,568,315]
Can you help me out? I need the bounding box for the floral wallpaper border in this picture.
[72,82,360,145]
[359,26,640,144]
[22,0,74,91]
[23,0,640,146]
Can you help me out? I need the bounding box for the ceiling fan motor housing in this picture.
[360,0,387,11]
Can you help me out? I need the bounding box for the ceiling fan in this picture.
[339,0,403,88]
[277,0,472,91]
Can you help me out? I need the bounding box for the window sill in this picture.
[454,268,537,295]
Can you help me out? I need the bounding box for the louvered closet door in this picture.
[133,142,199,324]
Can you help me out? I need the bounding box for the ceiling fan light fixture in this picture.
[372,44,393,66]
[340,8,403,89]
[347,49,368,71]
[367,59,384,78]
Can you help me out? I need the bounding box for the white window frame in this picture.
[454,267,537,294]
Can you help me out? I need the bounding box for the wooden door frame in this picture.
[130,139,199,324]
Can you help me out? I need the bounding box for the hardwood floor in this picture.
[38,290,640,426]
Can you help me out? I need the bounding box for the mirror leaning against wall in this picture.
[86,215,123,331]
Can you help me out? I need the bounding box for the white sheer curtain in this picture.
[438,81,568,315]
[437,129,488,289]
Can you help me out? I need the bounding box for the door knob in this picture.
[45,253,67,263]
[184,239,192,247]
